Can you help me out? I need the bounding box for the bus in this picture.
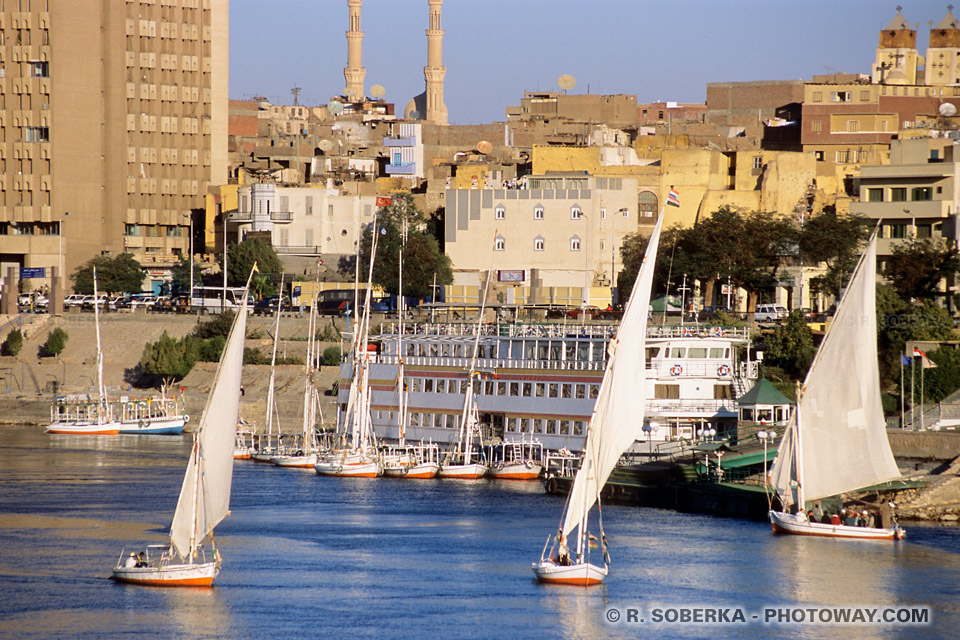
[190,286,255,310]
[315,289,391,315]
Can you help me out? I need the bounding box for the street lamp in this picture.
[643,422,656,459]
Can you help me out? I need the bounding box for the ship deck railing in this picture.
[377,322,750,341]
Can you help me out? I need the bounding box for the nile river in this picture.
[1,426,959,639]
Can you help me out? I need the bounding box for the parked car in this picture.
[81,294,110,310]
[64,294,86,308]
[566,306,601,320]
[18,293,49,310]
[116,293,157,310]
[754,304,788,324]
[254,295,292,315]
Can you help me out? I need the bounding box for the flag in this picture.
[923,358,938,369]
[667,187,680,207]
[901,355,913,366]
[252,262,259,274]
[317,258,324,265]
[376,196,393,207]
[912,347,927,359]
[588,533,599,550]
[379,226,388,236]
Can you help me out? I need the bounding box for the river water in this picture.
[1,425,958,640]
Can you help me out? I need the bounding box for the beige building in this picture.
[0,0,228,294]
[444,173,642,306]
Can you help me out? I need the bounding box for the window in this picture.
[522,382,532,397]
[812,91,823,102]
[880,119,889,132]
[814,150,824,162]
[534,205,544,220]
[534,237,544,251]
[916,224,932,239]
[654,384,681,399]
[495,236,505,251]
[831,91,851,102]
[846,120,859,133]
[860,91,870,101]
[570,237,580,251]
[811,121,822,133]
[752,156,763,169]
[835,150,850,163]
[888,224,907,239]
[638,191,658,217]
[28,60,48,78]
[570,205,582,220]
[891,188,906,202]
[867,188,884,202]
[509,382,519,396]
[125,224,141,236]
[495,205,505,220]
[912,187,933,201]
[535,383,545,397]
[24,127,49,142]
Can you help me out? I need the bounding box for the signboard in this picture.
[20,267,46,279]
[498,270,525,283]
[293,286,301,296]
[721,284,733,295]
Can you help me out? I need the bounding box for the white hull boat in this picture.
[489,461,542,481]
[439,462,488,479]
[531,559,607,586]
[271,453,319,468]
[382,461,440,479]
[768,511,904,540]
[314,459,381,477]
[46,420,121,435]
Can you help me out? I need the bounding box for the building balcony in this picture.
[274,245,322,256]
[383,136,416,147]
[385,162,417,175]
[228,210,293,223]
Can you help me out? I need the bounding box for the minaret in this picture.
[926,6,960,86]
[344,0,365,100]
[871,7,923,85]
[424,0,448,125]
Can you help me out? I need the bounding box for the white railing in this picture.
[648,399,739,414]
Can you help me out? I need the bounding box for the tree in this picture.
[170,256,203,295]
[226,237,283,291]
[884,238,959,301]
[3,329,22,357]
[349,192,453,298]
[140,331,196,381]
[877,284,954,387]
[71,253,145,294]
[799,209,871,299]
[322,345,342,366]
[44,328,68,358]
[762,310,817,379]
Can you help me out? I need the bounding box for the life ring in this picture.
[525,460,535,469]
[401,466,409,475]
[183,414,190,423]
[495,462,504,471]
[337,465,344,473]
[718,364,731,377]
[670,364,683,376]
[546,477,558,493]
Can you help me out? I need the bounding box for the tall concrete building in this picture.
[344,0,365,100]
[0,0,228,293]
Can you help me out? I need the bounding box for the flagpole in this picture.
[900,357,905,429]
[921,355,925,431]
[910,356,915,430]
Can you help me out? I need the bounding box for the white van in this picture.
[754,304,787,323]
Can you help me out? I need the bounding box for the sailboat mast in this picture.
[793,391,805,512]
[398,215,406,447]
[188,433,201,564]
[92,267,107,422]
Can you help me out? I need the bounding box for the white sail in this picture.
[770,233,900,507]
[170,297,248,558]
[561,214,663,536]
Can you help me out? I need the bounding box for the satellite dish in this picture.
[327,100,344,116]
[477,140,493,155]
[409,110,422,120]
[558,74,576,91]
[940,102,957,117]
[318,139,334,152]
[342,87,357,98]
[370,84,385,98]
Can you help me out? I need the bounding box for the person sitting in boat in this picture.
[556,536,572,566]
[136,551,147,567]
[859,510,869,528]
[830,513,841,525]
[820,511,831,524]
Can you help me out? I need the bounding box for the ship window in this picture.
[549,384,558,398]
[521,418,531,433]
[709,348,724,358]
[561,384,572,399]
[448,379,458,393]
[577,342,589,361]
[442,344,450,357]
[525,342,536,360]
[590,384,600,399]
[574,421,584,436]
[654,384,681,399]
[511,341,523,359]
[418,344,427,356]
[566,342,576,361]
[714,384,733,400]
[451,415,459,429]
[406,344,415,356]
[473,379,481,395]
[575,384,586,399]
[522,382,532,397]
[461,381,468,394]
[535,383,545,397]
[534,419,544,433]
[507,418,518,432]
[454,344,463,358]
[688,348,707,358]
[510,382,519,396]
[593,342,605,362]
[412,378,422,392]
[485,381,494,395]
[546,420,557,434]
[671,348,686,358]
[430,343,439,357]
[497,381,506,395]
[560,420,570,435]
[550,343,562,360]
[538,343,549,360]
[424,379,434,392]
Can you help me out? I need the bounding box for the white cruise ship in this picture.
[336,321,758,454]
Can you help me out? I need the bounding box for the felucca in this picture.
[111,269,253,586]
[767,231,905,540]
[532,210,664,586]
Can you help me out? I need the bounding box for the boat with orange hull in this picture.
[488,462,542,481]
[111,269,252,587]
[315,459,381,478]
[488,440,544,481]
[46,422,121,435]
[530,560,607,586]
[438,462,488,480]
[769,511,904,540]
[272,453,319,468]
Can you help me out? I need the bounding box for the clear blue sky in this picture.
[230,0,948,125]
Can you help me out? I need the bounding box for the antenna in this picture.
[291,85,301,106]
[370,84,385,99]
[558,74,576,93]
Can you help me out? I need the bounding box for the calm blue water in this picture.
[1,425,959,640]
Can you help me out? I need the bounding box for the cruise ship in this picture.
[336,321,758,453]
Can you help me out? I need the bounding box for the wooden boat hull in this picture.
[768,510,905,540]
[314,460,381,477]
[112,561,219,587]
[489,462,542,481]
[382,462,440,479]
[117,416,186,435]
[271,453,318,468]
[438,463,488,479]
[45,421,121,435]
[233,450,252,460]
[531,560,607,586]
[250,452,277,463]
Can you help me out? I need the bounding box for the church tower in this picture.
[344,0,366,99]
[926,6,960,86]
[871,7,923,84]
[424,0,448,125]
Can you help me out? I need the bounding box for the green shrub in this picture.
[3,328,23,357]
[322,346,342,366]
[44,328,68,357]
[244,347,270,365]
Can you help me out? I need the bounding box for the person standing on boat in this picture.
[812,503,823,522]
[556,536,571,566]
